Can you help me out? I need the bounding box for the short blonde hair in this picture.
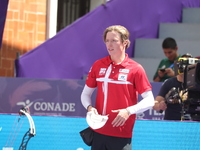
[103,25,131,49]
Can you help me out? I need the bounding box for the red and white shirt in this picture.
[86,54,151,138]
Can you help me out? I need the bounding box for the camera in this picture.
[174,57,200,121]
[183,62,200,91]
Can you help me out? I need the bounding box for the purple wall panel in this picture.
[16,0,200,79]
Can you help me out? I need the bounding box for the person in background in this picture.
[81,25,154,150]
[153,37,181,82]
[153,53,194,121]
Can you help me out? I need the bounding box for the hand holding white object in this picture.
[86,111,108,129]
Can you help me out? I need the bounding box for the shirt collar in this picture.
[106,53,130,67]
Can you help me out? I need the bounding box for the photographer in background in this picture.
[153,37,181,82]
[153,53,192,121]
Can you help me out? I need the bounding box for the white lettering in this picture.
[149,109,164,116]
[34,102,76,112]
[47,103,54,111]
[54,103,61,111]
[40,102,47,111]
[69,103,75,112]
[62,103,69,111]
[34,102,40,111]
[152,117,162,120]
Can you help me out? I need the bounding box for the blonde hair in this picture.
[103,25,131,49]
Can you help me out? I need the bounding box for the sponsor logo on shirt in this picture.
[99,68,106,75]
[118,74,127,81]
[119,69,129,73]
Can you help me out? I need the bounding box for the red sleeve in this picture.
[86,63,98,88]
[134,64,152,94]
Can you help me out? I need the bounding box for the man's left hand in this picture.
[165,68,175,77]
[111,109,130,127]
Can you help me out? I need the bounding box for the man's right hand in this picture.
[158,101,167,110]
[87,106,98,114]
[153,96,167,111]
[165,68,175,77]
[158,70,166,78]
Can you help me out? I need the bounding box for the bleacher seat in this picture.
[134,38,200,59]
[132,57,161,82]
[182,7,200,23]
[133,38,200,82]
[159,23,200,40]
[133,7,200,82]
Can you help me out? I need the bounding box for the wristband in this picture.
[87,105,92,111]
[126,108,131,115]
